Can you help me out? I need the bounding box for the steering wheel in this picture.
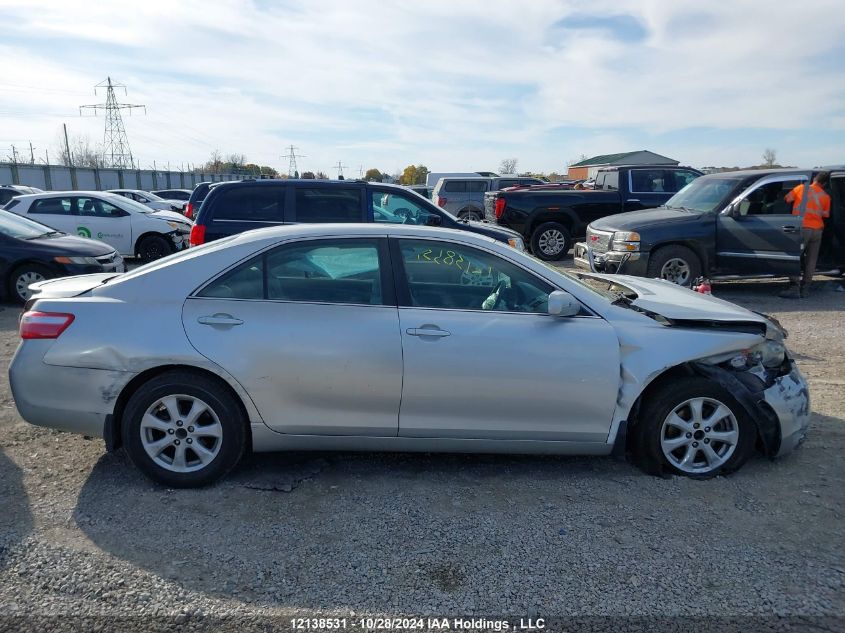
[394,207,418,224]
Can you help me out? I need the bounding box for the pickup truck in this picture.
[485,165,702,260]
[574,168,845,286]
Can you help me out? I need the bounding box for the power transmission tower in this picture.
[334,160,348,179]
[358,164,364,179]
[281,145,305,177]
[79,77,146,169]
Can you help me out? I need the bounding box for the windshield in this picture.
[664,177,740,213]
[105,194,152,214]
[0,209,59,239]
[530,255,633,302]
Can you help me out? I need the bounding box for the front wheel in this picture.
[530,222,571,261]
[10,264,52,303]
[137,234,173,262]
[646,245,701,286]
[122,371,247,487]
[632,377,756,478]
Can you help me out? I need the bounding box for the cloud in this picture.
[0,0,843,172]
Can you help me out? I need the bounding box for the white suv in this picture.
[4,191,192,261]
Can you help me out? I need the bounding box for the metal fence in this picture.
[0,162,251,192]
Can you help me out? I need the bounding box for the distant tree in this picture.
[364,168,383,182]
[399,164,430,185]
[301,171,316,179]
[762,148,777,168]
[315,171,328,179]
[54,132,105,168]
[499,158,518,174]
[566,153,588,167]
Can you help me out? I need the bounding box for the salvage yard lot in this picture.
[1,277,844,621]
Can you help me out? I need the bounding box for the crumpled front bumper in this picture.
[763,361,811,457]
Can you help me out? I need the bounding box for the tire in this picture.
[631,376,756,479]
[530,222,571,261]
[9,263,52,304]
[458,208,483,222]
[137,234,172,262]
[121,370,247,488]
[646,244,701,286]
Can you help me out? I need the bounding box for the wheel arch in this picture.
[105,364,255,453]
[133,231,171,257]
[648,240,709,272]
[6,259,61,297]
[527,209,577,237]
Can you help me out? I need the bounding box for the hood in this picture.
[462,219,521,239]
[582,273,777,334]
[590,206,703,232]
[27,233,115,256]
[29,273,118,300]
[148,209,193,225]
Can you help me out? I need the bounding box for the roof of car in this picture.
[699,168,815,180]
[13,190,122,199]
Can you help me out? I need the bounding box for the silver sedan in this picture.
[9,224,810,487]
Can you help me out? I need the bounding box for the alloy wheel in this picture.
[15,271,46,301]
[660,258,691,285]
[660,397,739,474]
[538,229,566,256]
[140,394,223,473]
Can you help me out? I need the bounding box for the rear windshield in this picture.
[210,186,286,222]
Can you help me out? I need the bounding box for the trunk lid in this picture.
[27,273,119,302]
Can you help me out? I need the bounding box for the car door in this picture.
[182,236,403,436]
[74,196,133,254]
[715,174,805,277]
[391,237,620,442]
[24,196,76,234]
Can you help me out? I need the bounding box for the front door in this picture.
[715,175,805,277]
[74,196,133,254]
[182,237,403,436]
[391,238,620,442]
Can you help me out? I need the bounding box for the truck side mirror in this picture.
[737,200,751,217]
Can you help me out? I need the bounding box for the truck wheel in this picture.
[458,208,483,222]
[631,376,756,479]
[138,235,172,262]
[530,222,571,261]
[647,245,701,286]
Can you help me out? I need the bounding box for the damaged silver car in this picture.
[9,224,810,487]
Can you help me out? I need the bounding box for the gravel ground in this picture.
[0,272,844,630]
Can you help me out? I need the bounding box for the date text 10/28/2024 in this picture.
[290,617,546,631]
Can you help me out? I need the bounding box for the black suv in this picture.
[190,180,525,249]
[0,185,43,207]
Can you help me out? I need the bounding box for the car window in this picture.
[630,169,671,193]
[0,209,55,239]
[295,188,361,223]
[31,197,74,215]
[498,179,518,189]
[212,186,286,222]
[397,239,554,313]
[467,180,488,193]
[372,191,438,226]
[739,179,804,216]
[670,170,699,191]
[198,255,265,300]
[443,180,467,193]
[601,172,618,190]
[76,197,125,218]
[0,191,13,205]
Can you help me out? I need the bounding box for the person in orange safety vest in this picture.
[778,171,831,298]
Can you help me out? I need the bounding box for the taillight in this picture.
[190,224,206,247]
[20,311,75,340]
[184,202,194,219]
[494,197,507,219]
[437,196,447,208]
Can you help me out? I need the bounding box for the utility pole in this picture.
[358,165,364,179]
[79,77,146,169]
[281,145,305,178]
[10,145,18,164]
[29,142,35,164]
[63,123,73,167]
[334,161,348,180]
[44,150,49,165]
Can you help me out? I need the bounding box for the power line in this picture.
[79,76,146,169]
[281,145,305,177]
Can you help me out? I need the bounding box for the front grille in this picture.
[95,253,117,264]
[586,227,613,254]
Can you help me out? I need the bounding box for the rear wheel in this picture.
[10,264,52,303]
[122,371,246,487]
[137,234,172,262]
[632,377,756,478]
[458,208,483,222]
[530,222,571,261]
[646,245,701,286]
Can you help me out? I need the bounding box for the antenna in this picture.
[281,145,305,177]
[79,76,146,169]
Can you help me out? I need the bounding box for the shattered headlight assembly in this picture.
[611,231,640,252]
[730,340,786,370]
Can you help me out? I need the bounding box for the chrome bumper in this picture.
[765,361,811,457]
[574,242,640,273]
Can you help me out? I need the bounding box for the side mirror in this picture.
[547,290,580,317]
[426,214,442,227]
[737,200,751,217]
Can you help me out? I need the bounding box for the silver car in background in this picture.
[9,224,810,487]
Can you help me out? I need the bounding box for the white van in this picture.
[4,191,192,261]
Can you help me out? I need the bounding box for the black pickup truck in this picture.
[574,168,845,286]
[485,165,703,260]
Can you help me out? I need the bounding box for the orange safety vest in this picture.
[786,182,830,230]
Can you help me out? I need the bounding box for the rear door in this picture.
[182,236,402,435]
[22,196,77,234]
[205,184,288,241]
[292,185,365,223]
[715,174,805,276]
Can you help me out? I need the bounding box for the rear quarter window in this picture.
[295,187,362,223]
[209,186,286,222]
[444,181,468,193]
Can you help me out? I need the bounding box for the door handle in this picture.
[406,327,451,338]
[781,225,799,234]
[197,314,244,327]
[626,199,641,204]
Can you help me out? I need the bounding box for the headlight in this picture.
[611,231,640,252]
[167,221,189,231]
[54,256,99,265]
[508,237,525,251]
[732,340,786,370]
